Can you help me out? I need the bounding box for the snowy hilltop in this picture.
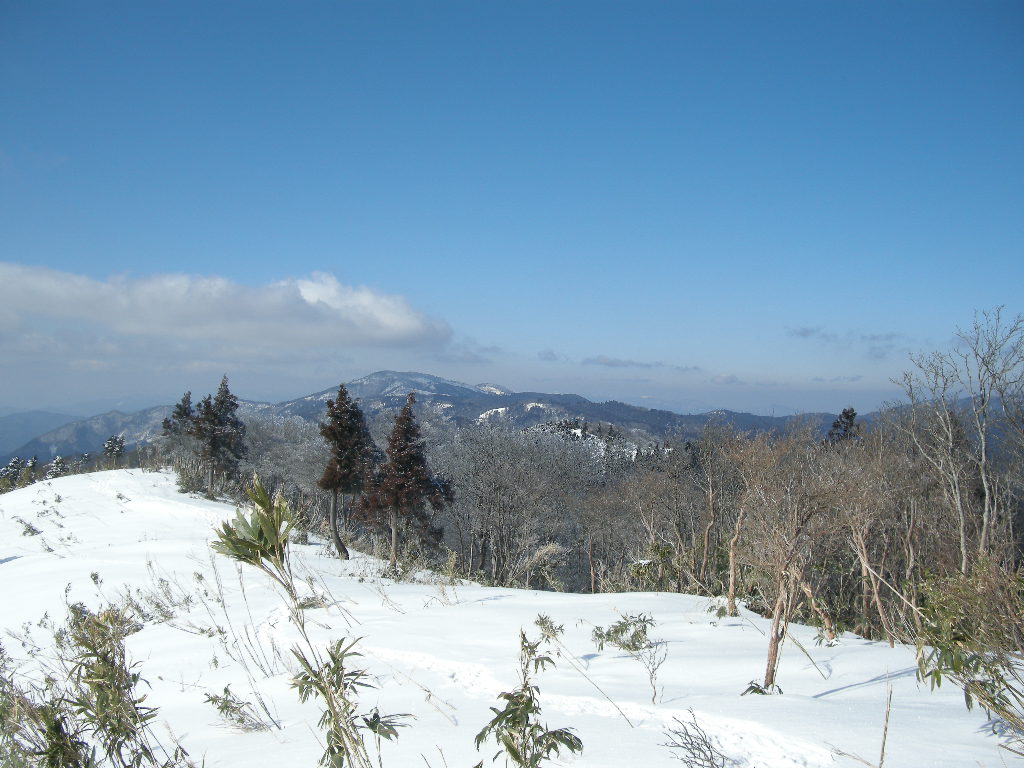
[0,470,1008,766]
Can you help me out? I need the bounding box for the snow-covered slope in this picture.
[0,471,1008,767]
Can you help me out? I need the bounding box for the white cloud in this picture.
[0,263,452,406]
[0,264,450,350]
[293,272,447,343]
[583,354,661,369]
[712,374,743,386]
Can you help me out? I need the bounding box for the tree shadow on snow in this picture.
[812,667,917,698]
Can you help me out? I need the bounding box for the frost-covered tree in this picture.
[318,384,375,560]
[239,411,326,524]
[0,457,26,492]
[103,435,126,468]
[45,456,69,479]
[433,425,596,588]
[23,456,38,485]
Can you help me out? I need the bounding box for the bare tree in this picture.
[685,424,742,596]
[240,412,329,527]
[735,430,841,690]
[897,307,1024,572]
[952,307,1024,559]
[433,425,598,588]
[724,433,775,618]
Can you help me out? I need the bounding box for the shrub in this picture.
[474,629,583,768]
[916,559,1024,755]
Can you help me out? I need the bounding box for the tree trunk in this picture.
[588,535,597,593]
[476,534,489,574]
[328,489,350,560]
[903,501,923,634]
[389,509,399,571]
[949,479,969,574]
[699,485,716,587]
[727,507,746,617]
[763,574,789,690]
[672,524,694,593]
[800,579,835,642]
[858,549,873,638]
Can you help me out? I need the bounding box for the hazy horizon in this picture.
[2,366,906,422]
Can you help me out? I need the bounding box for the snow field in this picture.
[0,470,1011,767]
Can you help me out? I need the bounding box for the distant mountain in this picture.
[3,371,839,463]
[272,370,833,443]
[274,371,503,422]
[0,411,78,455]
[1,406,172,465]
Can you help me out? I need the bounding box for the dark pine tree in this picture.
[191,376,247,493]
[358,393,449,571]
[318,384,375,560]
[162,391,194,435]
[212,376,246,461]
[826,407,860,445]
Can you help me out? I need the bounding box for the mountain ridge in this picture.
[1,370,840,464]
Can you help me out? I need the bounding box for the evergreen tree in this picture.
[191,375,247,494]
[162,391,194,435]
[0,457,24,492]
[46,455,69,479]
[358,393,449,571]
[103,435,126,468]
[212,375,247,469]
[318,384,375,560]
[24,456,38,485]
[73,453,90,474]
[826,407,860,445]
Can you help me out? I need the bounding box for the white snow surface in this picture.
[0,470,1010,767]
[476,407,510,423]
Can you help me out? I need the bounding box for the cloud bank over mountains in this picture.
[0,263,452,407]
[2,264,450,349]
[1,263,903,416]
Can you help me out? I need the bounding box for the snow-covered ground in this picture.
[0,470,1011,767]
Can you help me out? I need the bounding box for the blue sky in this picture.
[1,1,1022,416]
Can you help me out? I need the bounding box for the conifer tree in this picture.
[826,407,860,445]
[74,453,90,474]
[46,455,69,479]
[161,391,194,435]
[358,393,449,571]
[190,376,247,494]
[0,457,24,492]
[103,435,125,468]
[23,456,38,485]
[318,384,375,560]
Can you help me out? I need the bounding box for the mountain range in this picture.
[0,410,79,456]
[0,370,840,464]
